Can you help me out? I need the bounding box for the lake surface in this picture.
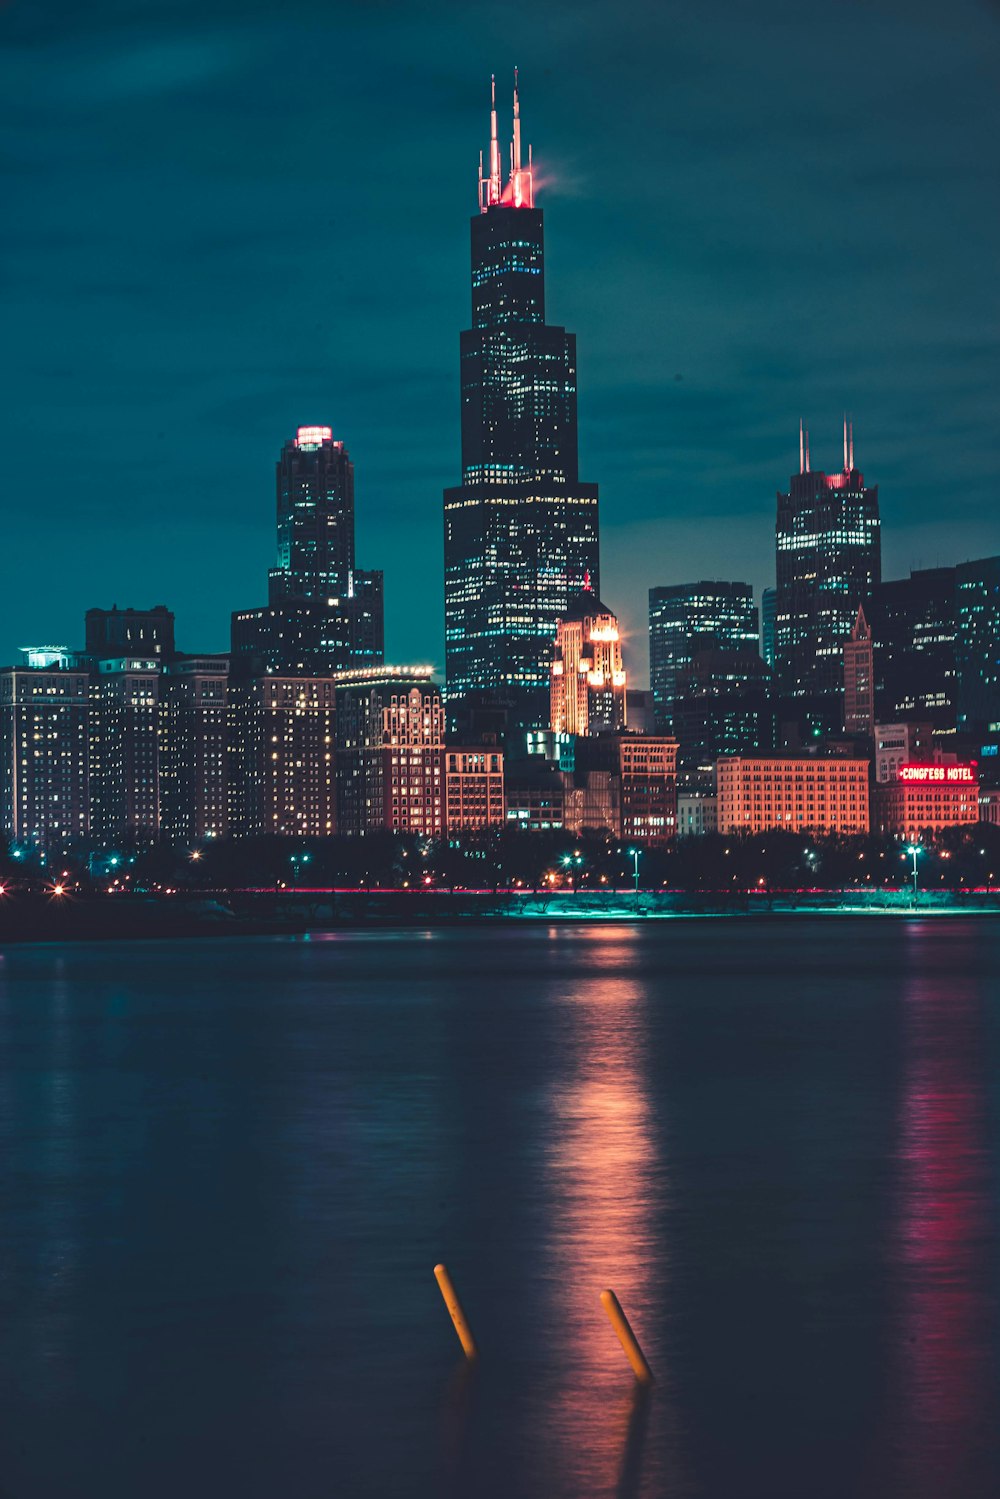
[0,920,998,1498]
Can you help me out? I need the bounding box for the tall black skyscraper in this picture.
[444,77,600,729]
[774,420,881,733]
[648,581,760,731]
[866,565,957,730]
[232,426,384,675]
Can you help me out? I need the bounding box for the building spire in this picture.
[848,418,854,470]
[843,413,849,472]
[799,419,804,475]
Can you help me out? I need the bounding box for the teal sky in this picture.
[3,0,999,680]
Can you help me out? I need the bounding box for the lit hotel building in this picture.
[717,755,870,835]
[874,763,979,839]
[444,79,600,728]
[550,589,627,736]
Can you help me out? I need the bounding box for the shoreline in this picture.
[1,887,999,944]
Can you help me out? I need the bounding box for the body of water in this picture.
[0,920,998,1497]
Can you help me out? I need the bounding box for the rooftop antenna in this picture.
[805,426,811,473]
[479,75,502,211]
[843,413,849,472]
[799,419,805,475]
[509,67,533,208]
[849,418,855,470]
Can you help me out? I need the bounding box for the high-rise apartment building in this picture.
[866,566,957,730]
[335,669,445,838]
[89,657,161,846]
[843,606,874,737]
[228,676,337,838]
[648,581,759,731]
[550,588,627,736]
[0,661,91,854]
[774,422,880,727]
[444,79,600,728]
[955,556,1000,732]
[232,427,384,676]
[160,657,229,844]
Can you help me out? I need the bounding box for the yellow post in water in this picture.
[434,1263,479,1361]
[600,1289,653,1384]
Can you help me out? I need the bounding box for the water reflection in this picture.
[535,937,668,1496]
[890,950,996,1496]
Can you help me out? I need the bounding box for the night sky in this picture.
[4,0,999,680]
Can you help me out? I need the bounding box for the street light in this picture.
[627,847,640,912]
[905,843,921,902]
[561,851,584,893]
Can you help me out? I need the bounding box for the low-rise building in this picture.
[875,763,979,839]
[677,791,718,837]
[717,755,870,835]
[874,722,934,783]
[444,747,504,834]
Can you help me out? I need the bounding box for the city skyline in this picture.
[4,1,1000,678]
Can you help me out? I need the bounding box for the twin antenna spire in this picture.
[479,70,534,212]
[798,416,856,475]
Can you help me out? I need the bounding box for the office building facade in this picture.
[956,556,1000,732]
[774,423,880,727]
[866,566,957,731]
[648,581,759,731]
[550,589,627,736]
[232,427,384,676]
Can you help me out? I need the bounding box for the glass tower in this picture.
[774,421,881,724]
[648,581,760,731]
[444,78,600,729]
[231,426,384,676]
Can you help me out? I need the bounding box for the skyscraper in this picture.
[550,587,627,736]
[843,605,874,737]
[774,420,881,729]
[232,427,384,676]
[444,77,600,729]
[866,566,957,730]
[648,581,759,731]
[955,555,1000,732]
